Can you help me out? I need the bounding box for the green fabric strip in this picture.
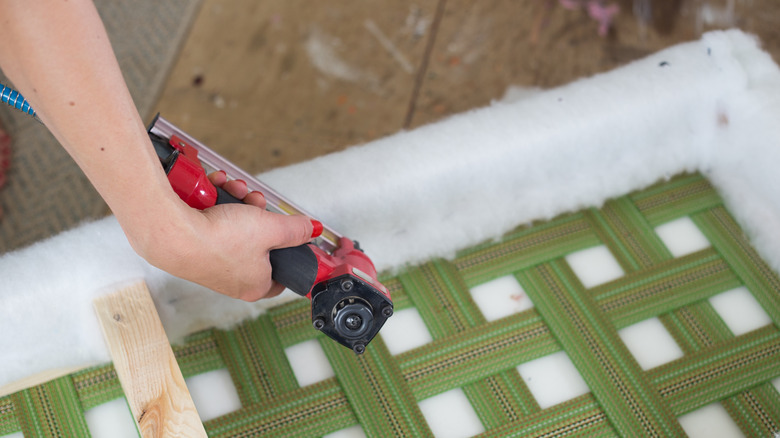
[172,328,225,377]
[477,394,616,438]
[497,370,542,418]
[651,325,780,415]
[12,376,90,438]
[722,382,780,436]
[71,365,123,412]
[584,198,672,272]
[593,249,741,328]
[693,207,780,326]
[652,284,780,434]
[455,213,599,288]
[631,173,722,226]
[519,261,685,437]
[658,301,733,355]
[0,396,20,435]
[379,276,414,311]
[463,380,505,431]
[658,312,700,355]
[204,379,357,438]
[215,314,299,407]
[269,298,318,348]
[400,260,485,337]
[322,337,432,438]
[399,310,558,401]
[463,370,540,430]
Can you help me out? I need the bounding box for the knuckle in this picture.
[238,289,263,302]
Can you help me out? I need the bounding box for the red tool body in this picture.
[148,115,392,354]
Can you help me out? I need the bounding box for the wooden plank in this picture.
[94,282,207,437]
[0,365,91,398]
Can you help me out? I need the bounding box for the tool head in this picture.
[310,273,393,354]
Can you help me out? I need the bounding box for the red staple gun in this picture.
[148,115,392,354]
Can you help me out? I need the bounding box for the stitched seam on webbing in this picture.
[404,324,549,381]
[230,396,348,438]
[658,342,780,397]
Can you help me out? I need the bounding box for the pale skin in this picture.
[0,0,316,301]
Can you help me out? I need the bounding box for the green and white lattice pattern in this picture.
[1,173,779,438]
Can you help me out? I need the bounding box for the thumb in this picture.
[262,213,322,250]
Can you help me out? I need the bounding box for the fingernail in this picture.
[235,179,247,186]
[310,219,323,238]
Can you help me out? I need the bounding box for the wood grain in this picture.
[0,365,91,398]
[94,282,207,438]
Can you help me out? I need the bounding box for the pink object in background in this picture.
[559,0,620,36]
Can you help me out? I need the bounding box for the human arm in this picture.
[0,0,315,300]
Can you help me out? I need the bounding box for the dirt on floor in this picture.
[155,0,780,174]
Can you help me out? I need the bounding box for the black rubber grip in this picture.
[269,245,319,296]
[216,186,244,205]
[214,185,318,296]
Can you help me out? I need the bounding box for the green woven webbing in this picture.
[595,249,742,328]
[518,262,685,437]
[205,380,357,438]
[215,315,299,406]
[455,213,599,288]
[584,197,672,271]
[479,395,616,438]
[12,377,90,438]
[323,338,432,437]
[0,396,18,436]
[1,172,779,437]
[694,207,780,324]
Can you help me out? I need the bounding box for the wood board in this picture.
[94,282,207,437]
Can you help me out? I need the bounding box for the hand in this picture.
[208,170,268,209]
[124,172,318,302]
[0,0,319,302]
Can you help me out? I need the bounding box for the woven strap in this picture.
[1,172,779,437]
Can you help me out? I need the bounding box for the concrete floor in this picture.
[154,0,780,176]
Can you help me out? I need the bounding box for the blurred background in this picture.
[0,0,778,253]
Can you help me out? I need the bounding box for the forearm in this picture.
[0,0,317,300]
[0,0,184,238]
